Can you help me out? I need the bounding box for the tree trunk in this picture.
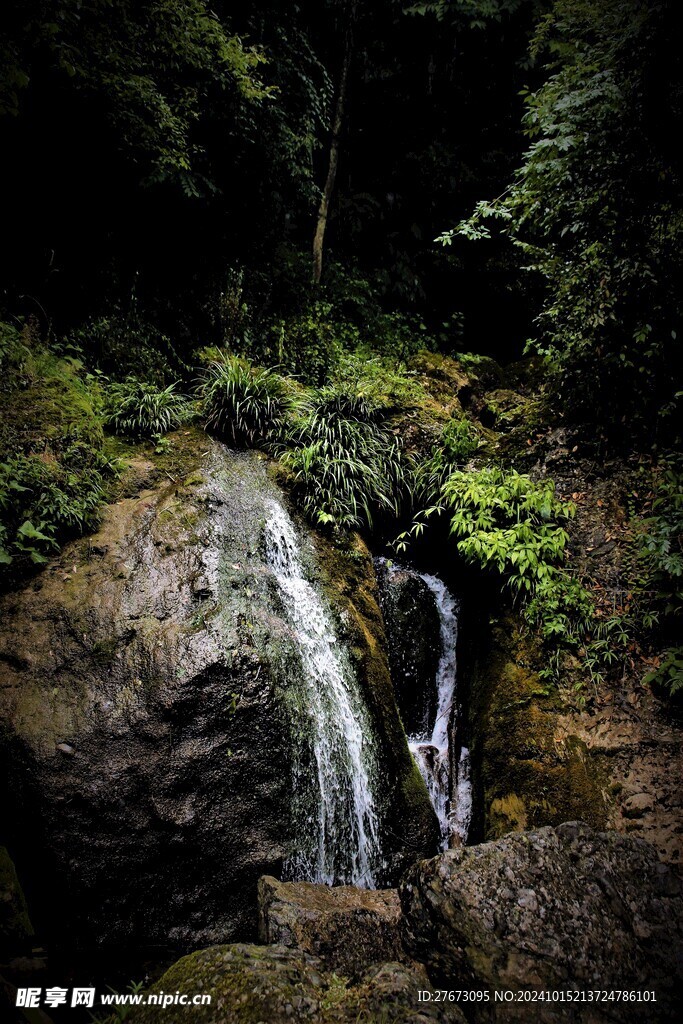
[312,5,355,285]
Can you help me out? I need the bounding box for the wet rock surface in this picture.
[125,943,465,1024]
[0,433,435,952]
[375,559,441,737]
[464,613,608,842]
[401,822,683,1022]
[0,438,296,950]
[258,875,403,976]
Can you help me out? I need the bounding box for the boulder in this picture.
[124,943,466,1024]
[258,875,403,976]
[375,560,441,737]
[401,821,683,1022]
[0,431,436,953]
[463,612,607,840]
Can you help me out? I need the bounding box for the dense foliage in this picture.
[444,0,682,436]
[201,356,294,448]
[0,323,116,568]
[280,389,406,529]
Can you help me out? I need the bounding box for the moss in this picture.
[468,614,607,840]
[0,845,34,950]
[453,352,507,390]
[406,351,468,422]
[125,945,435,1024]
[125,945,315,1024]
[481,389,538,431]
[0,344,104,460]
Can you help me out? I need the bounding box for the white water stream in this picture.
[382,562,472,849]
[264,499,382,887]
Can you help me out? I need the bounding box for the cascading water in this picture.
[264,498,382,887]
[378,560,472,849]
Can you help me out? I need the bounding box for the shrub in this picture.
[440,467,574,588]
[395,465,601,684]
[104,379,190,439]
[440,417,480,463]
[280,387,407,529]
[0,320,29,376]
[74,312,186,386]
[201,356,293,448]
[632,459,683,696]
[265,302,353,385]
[0,332,118,572]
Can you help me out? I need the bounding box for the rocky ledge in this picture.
[401,821,683,1022]
[121,823,682,1023]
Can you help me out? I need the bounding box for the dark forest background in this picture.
[1,0,675,397]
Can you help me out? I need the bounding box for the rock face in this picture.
[124,943,465,1024]
[0,846,33,954]
[375,560,442,737]
[401,822,683,1022]
[0,432,436,952]
[463,611,607,840]
[258,875,403,976]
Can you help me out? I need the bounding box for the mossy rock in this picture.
[480,388,535,431]
[0,332,104,461]
[467,615,607,839]
[122,943,463,1023]
[453,352,507,390]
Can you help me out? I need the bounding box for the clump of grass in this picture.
[104,378,189,439]
[280,386,407,530]
[200,355,293,448]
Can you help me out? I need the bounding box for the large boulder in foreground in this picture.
[124,943,465,1024]
[258,875,403,976]
[401,821,683,1022]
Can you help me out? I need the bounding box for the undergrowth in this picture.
[201,355,295,447]
[279,389,406,530]
[104,379,190,439]
[0,321,118,571]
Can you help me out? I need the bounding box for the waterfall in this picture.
[379,560,472,849]
[264,498,382,887]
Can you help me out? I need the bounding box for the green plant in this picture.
[201,355,294,447]
[442,0,681,436]
[89,980,145,1023]
[442,467,574,586]
[396,465,607,684]
[266,302,352,384]
[0,320,29,376]
[329,349,426,408]
[440,416,480,462]
[0,448,115,566]
[280,387,407,529]
[75,313,187,386]
[103,379,189,439]
[644,647,683,697]
[630,459,683,697]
